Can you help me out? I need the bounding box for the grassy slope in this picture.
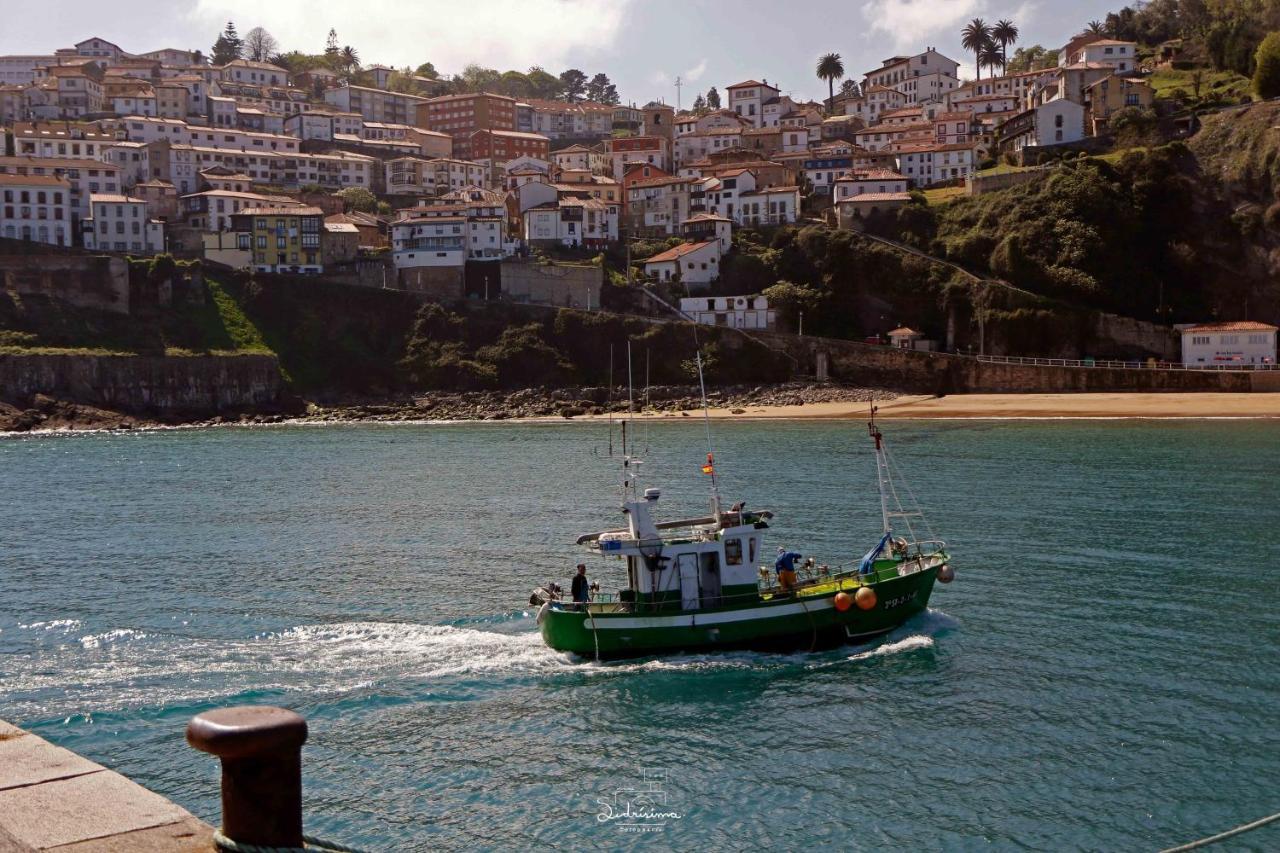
[1147,67,1250,102]
[1189,100,1280,199]
[0,278,274,358]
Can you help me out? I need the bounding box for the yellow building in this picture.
[232,205,326,274]
[1084,75,1154,134]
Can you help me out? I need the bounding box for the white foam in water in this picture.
[79,628,148,649]
[846,634,934,662]
[19,619,82,631]
[6,609,956,716]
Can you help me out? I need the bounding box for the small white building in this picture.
[391,215,467,268]
[643,240,721,289]
[680,295,775,330]
[0,173,72,246]
[888,327,927,349]
[82,193,166,254]
[1179,322,1277,367]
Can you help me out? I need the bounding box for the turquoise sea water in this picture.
[2,419,1278,851]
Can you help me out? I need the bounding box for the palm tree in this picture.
[980,42,1005,77]
[992,20,1019,70]
[961,19,993,80]
[341,45,360,74]
[816,53,844,114]
[1086,20,1106,35]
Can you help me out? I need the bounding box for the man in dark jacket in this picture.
[571,564,590,605]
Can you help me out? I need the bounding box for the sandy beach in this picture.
[585,393,1280,421]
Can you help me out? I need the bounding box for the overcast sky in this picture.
[3,0,1122,105]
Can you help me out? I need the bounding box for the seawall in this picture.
[0,353,290,416]
[752,332,1270,393]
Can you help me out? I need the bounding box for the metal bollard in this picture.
[187,706,308,848]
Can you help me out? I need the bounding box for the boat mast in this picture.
[695,349,722,519]
[869,403,891,534]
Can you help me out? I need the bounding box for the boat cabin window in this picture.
[724,538,743,566]
[749,537,757,565]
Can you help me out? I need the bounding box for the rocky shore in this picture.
[297,383,896,423]
[0,383,896,432]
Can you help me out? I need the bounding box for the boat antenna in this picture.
[868,400,890,534]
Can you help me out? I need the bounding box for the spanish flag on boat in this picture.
[701,453,714,475]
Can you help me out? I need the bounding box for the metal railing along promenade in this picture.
[976,354,1280,371]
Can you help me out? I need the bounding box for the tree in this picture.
[1254,32,1280,99]
[839,78,860,97]
[992,19,1019,69]
[586,72,611,102]
[497,70,532,97]
[243,27,278,62]
[416,62,439,78]
[706,87,721,109]
[324,29,340,62]
[336,186,377,213]
[526,66,561,99]
[341,46,360,74]
[1086,20,1106,35]
[816,52,844,113]
[559,68,588,101]
[211,21,243,65]
[1007,44,1049,73]
[980,41,1005,77]
[961,19,993,79]
[692,93,707,113]
[458,64,500,92]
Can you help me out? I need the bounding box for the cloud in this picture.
[683,58,708,82]
[860,0,981,49]
[191,0,633,73]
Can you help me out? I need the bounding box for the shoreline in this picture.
[3,392,1280,436]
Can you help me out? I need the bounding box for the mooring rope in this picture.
[1159,809,1280,852]
[213,830,366,853]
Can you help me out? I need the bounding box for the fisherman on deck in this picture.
[775,548,802,592]
[571,564,591,606]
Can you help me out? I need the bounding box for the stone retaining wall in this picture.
[0,353,290,415]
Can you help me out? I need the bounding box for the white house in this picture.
[1180,322,1277,367]
[680,295,775,330]
[391,214,467,268]
[0,173,72,246]
[735,185,800,227]
[998,99,1086,154]
[82,193,165,253]
[725,79,781,129]
[643,239,721,289]
[834,170,909,200]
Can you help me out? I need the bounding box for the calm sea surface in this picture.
[1,419,1278,851]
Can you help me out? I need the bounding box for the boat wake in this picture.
[6,608,957,719]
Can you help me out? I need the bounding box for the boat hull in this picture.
[540,566,938,660]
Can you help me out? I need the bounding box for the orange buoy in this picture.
[938,564,955,584]
[854,586,877,610]
[833,591,853,612]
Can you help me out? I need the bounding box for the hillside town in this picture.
[0,19,1274,369]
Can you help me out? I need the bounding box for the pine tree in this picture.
[706,87,721,109]
[692,93,707,114]
[211,21,243,65]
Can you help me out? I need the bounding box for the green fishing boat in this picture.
[531,403,955,660]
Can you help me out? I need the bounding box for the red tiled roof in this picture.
[1183,321,1278,333]
[644,240,718,263]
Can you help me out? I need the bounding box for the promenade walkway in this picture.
[0,718,212,852]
